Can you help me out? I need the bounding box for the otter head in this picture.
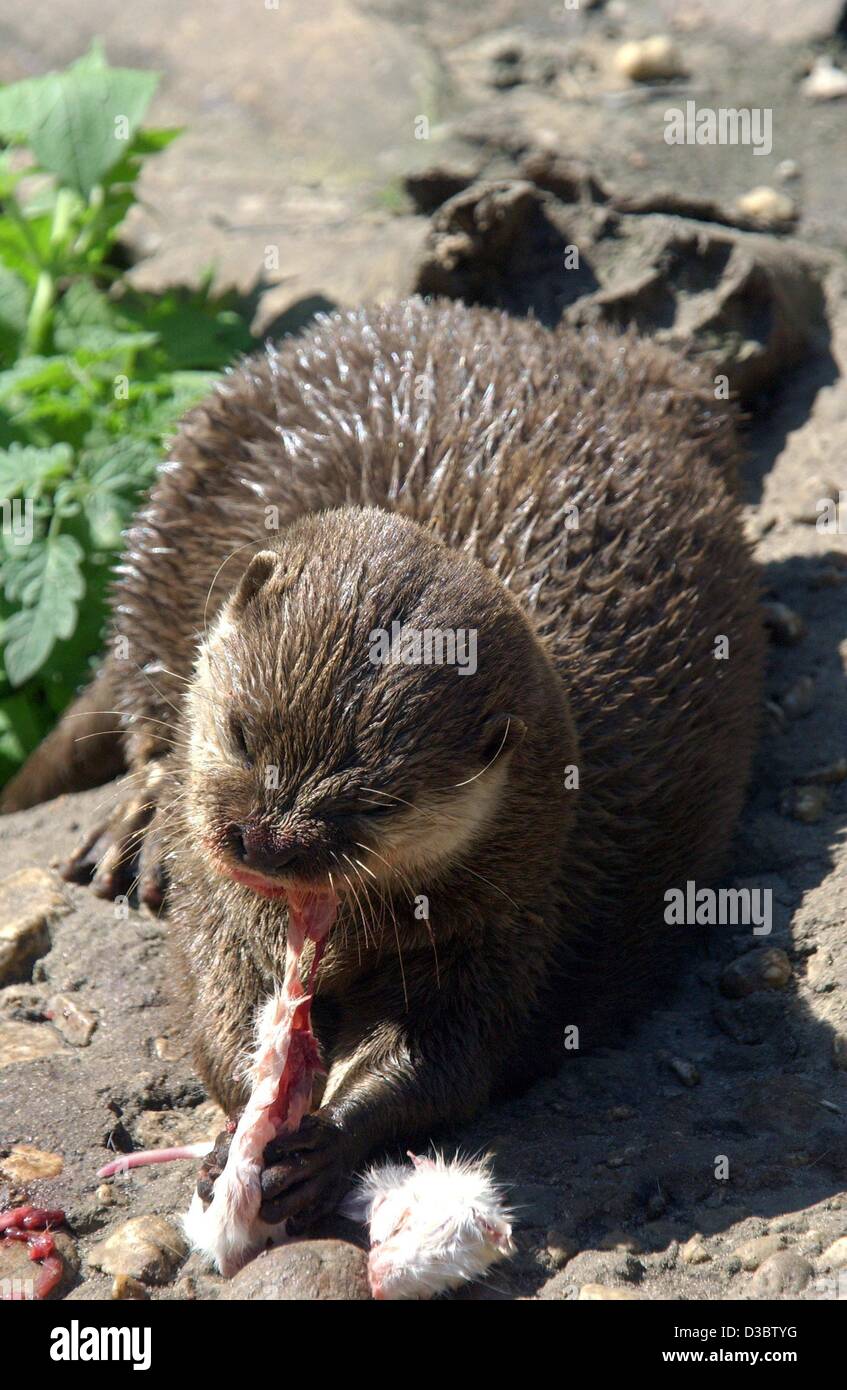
[183,507,573,914]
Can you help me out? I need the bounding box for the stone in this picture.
[734,187,797,229]
[750,1250,813,1295]
[733,1233,785,1270]
[0,1144,63,1182]
[220,1240,370,1300]
[801,57,847,102]
[0,868,68,985]
[48,993,97,1047]
[833,1033,847,1071]
[668,1057,700,1087]
[720,948,792,999]
[681,1235,711,1265]
[88,1215,189,1285]
[0,1020,66,1067]
[578,1283,642,1300]
[615,37,688,83]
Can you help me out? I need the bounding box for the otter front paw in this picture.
[259,1112,349,1232]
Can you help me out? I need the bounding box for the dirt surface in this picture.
[1,0,847,1301]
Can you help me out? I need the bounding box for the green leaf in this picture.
[0,441,73,496]
[0,48,160,197]
[2,532,85,684]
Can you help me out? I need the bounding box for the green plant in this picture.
[0,43,254,783]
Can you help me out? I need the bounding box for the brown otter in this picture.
[3,297,764,1230]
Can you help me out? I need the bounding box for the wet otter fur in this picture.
[3,297,764,1229]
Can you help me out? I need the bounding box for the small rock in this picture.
[48,993,97,1047]
[780,675,815,719]
[0,1144,63,1183]
[801,56,847,102]
[751,1250,812,1296]
[111,1274,149,1300]
[173,1275,197,1299]
[152,1036,179,1062]
[734,187,797,230]
[668,1056,700,1087]
[96,1183,116,1205]
[578,1283,642,1300]
[0,1020,66,1067]
[733,1234,785,1271]
[720,948,792,999]
[615,36,688,82]
[0,868,68,985]
[781,785,828,824]
[761,601,805,646]
[819,1237,847,1270]
[220,1240,370,1300]
[833,1033,847,1071]
[681,1235,710,1265]
[776,160,800,182]
[88,1216,189,1285]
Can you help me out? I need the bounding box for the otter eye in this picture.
[229,715,253,766]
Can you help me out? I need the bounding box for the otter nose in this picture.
[226,823,302,874]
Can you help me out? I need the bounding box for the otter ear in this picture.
[232,550,278,613]
[479,713,526,765]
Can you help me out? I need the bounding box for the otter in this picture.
[3,298,764,1232]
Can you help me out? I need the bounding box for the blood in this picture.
[0,1205,67,1300]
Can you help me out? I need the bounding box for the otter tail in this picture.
[0,665,126,813]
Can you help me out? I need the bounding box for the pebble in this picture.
[0,1020,66,1067]
[750,1250,812,1296]
[668,1056,700,1087]
[615,36,688,83]
[111,1273,149,1300]
[761,601,805,646]
[48,993,97,1047]
[833,1033,847,1071]
[720,948,792,999]
[733,1233,785,1271]
[220,1240,370,1300]
[88,1215,189,1285]
[578,1283,642,1300]
[96,1183,116,1205]
[801,56,847,102]
[0,868,68,985]
[0,1144,63,1183]
[781,784,828,824]
[819,1237,847,1270]
[734,186,797,229]
[681,1235,710,1265]
[776,159,800,182]
[780,675,815,719]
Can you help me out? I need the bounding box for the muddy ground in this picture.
[1,0,847,1300]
